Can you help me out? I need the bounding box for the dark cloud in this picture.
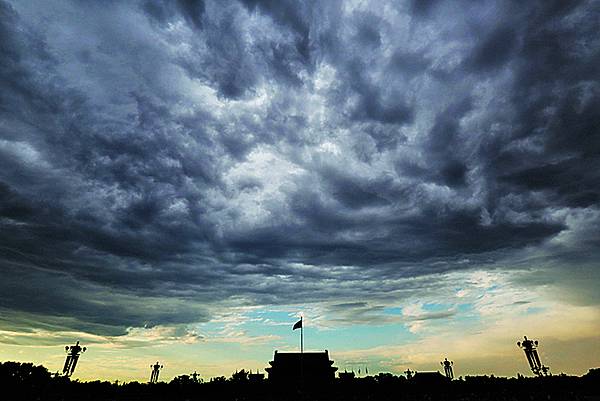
[343,59,414,125]
[143,0,205,29]
[176,0,206,29]
[0,262,211,336]
[500,157,600,208]
[387,50,431,78]
[409,0,439,17]
[465,25,517,72]
[240,0,312,63]
[398,97,473,187]
[352,12,382,48]
[0,0,599,339]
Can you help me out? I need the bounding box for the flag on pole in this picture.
[292,318,302,330]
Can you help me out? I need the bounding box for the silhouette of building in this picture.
[265,350,337,386]
[412,371,450,386]
[338,370,356,381]
[248,371,265,382]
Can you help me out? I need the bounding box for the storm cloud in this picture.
[0,0,599,338]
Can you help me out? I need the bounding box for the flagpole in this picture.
[300,316,304,390]
[300,316,303,354]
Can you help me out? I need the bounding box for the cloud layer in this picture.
[1,0,599,341]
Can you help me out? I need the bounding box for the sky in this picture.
[0,0,599,382]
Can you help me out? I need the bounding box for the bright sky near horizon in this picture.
[0,0,599,382]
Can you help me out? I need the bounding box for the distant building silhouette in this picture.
[338,370,356,381]
[248,370,265,382]
[412,371,450,386]
[265,350,337,386]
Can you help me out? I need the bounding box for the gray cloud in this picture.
[0,0,599,338]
